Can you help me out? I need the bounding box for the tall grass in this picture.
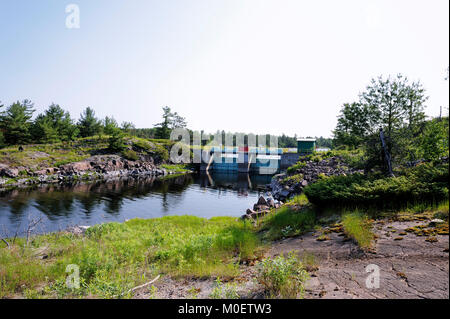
[341,211,374,249]
[0,215,261,298]
[260,206,316,240]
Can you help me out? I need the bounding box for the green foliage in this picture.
[0,100,35,145]
[256,252,309,299]
[103,116,119,136]
[286,161,306,175]
[108,128,126,152]
[333,102,374,149]
[332,74,430,171]
[122,149,138,161]
[77,107,102,138]
[341,212,374,248]
[260,206,316,240]
[0,216,261,298]
[154,106,187,139]
[280,174,303,185]
[209,277,240,299]
[31,104,78,143]
[304,162,449,207]
[418,117,449,161]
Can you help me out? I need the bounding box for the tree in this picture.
[77,107,102,137]
[171,112,187,129]
[419,117,449,161]
[108,126,126,152]
[103,116,119,135]
[154,106,173,139]
[0,100,35,145]
[121,121,135,135]
[333,102,373,149]
[32,104,78,143]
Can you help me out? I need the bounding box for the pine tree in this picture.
[77,107,102,137]
[0,100,35,145]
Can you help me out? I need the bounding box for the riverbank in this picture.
[1,193,448,299]
[0,136,192,189]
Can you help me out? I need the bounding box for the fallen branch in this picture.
[129,275,160,293]
[1,238,10,248]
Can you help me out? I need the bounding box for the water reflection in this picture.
[0,173,272,234]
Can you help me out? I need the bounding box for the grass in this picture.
[259,205,316,240]
[160,164,191,173]
[0,215,262,298]
[341,211,374,249]
[256,251,309,299]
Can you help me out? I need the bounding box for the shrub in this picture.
[256,252,309,299]
[108,128,125,152]
[280,174,303,185]
[286,162,306,175]
[122,149,138,161]
[304,162,449,208]
[209,277,239,299]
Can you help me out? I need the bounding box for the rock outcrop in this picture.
[268,156,363,200]
[0,155,172,187]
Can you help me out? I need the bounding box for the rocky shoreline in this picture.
[0,154,190,189]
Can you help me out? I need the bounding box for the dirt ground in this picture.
[134,219,449,299]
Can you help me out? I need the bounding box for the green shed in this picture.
[297,138,316,154]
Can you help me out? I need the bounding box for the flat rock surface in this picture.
[268,220,449,299]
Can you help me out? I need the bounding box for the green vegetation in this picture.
[209,277,239,299]
[304,162,448,208]
[160,164,191,173]
[286,162,305,175]
[256,252,309,299]
[121,149,138,161]
[0,216,261,298]
[259,205,315,240]
[332,74,449,170]
[341,212,374,249]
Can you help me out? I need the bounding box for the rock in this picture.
[279,189,290,198]
[267,197,275,208]
[66,225,90,235]
[429,219,445,227]
[257,196,268,206]
[250,210,270,219]
[253,204,269,211]
[246,208,256,215]
[0,164,19,178]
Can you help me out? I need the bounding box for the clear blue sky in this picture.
[0,0,448,137]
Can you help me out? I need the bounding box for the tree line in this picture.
[1,102,321,149]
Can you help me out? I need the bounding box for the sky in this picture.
[0,0,448,138]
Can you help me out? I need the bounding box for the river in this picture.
[0,172,273,235]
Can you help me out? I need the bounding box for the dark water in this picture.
[0,173,273,235]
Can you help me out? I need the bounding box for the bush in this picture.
[122,149,138,161]
[108,129,125,152]
[304,162,449,208]
[256,252,309,299]
[286,162,306,175]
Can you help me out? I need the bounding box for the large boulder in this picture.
[0,164,19,178]
[257,196,268,206]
